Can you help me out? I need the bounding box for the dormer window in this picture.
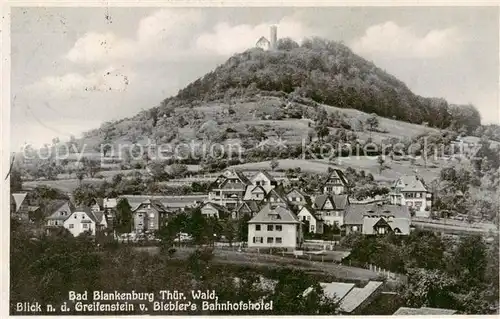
[268,214,281,220]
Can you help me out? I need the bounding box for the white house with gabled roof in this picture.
[248,204,303,251]
[389,175,432,217]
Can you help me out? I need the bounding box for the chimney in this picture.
[270,25,277,50]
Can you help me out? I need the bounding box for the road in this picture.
[412,219,499,236]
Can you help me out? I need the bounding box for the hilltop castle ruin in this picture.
[255,25,278,51]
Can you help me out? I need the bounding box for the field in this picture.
[134,246,388,283]
[23,178,104,193]
[229,157,456,185]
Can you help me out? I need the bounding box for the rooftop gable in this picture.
[249,204,300,224]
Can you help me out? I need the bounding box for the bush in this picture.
[168,247,177,257]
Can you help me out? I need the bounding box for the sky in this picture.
[10,6,500,149]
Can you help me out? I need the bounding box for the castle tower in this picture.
[270,25,277,50]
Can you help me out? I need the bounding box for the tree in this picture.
[76,169,86,186]
[187,208,207,245]
[377,155,385,174]
[72,184,99,207]
[269,269,339,315]
[169,163,188,178]
[237,215,251,242]
[222,219,237,247]
[81,157,100,178]
[270,159,279,171]
[450,235,487,287]
[148,161,167,182]
[277,37,300,51]
[115,198,133,234]
[365,113,379,137]
[315,123,329,141]
[399,268,458,309]
[10,168,23,192]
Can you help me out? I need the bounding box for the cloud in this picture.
[65,9,318,64]
[65,9,204,64]
[350,21,463,58]
[195,16,316,56]
[27,66,134,96]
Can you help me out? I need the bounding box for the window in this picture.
[256,181,261,186]
[69,224,74,229]
[253,237,263,243]
[270,197,275,202]
[275,237,282,244]
[149,222,154,228]
[306,216,311,221]
[267,225,274,231]
[325,212,331,216]
[82,214,85,219]
[262,181,267,186]
[256,225,261,231]
[267,237,274,243]
[138,214,143,218]
[416,192,421,198]
[310,225,315,232]
[83,224,88,229]
[352,226,358,232]
[149,213,155,218]
[378,227,386,235]
[334,221,340,227]
[276,225,282,231]
[74,215,77,219]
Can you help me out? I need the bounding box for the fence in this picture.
[366,264,398,280]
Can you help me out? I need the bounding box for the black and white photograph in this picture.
[5,3,500,316]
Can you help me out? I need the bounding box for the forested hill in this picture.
[170,37,480,133]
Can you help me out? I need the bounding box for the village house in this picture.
[207,169,252,209]
[45,200,75,231]
[249,171,278,193]
[11,192,38,222]
[243,185,267,201]
[297,205,324,234]
[286,188,312,208]
[232,201,261,219]
[343,203,411,235]
[260,187,290,208]
[132,199,168,233]
[388,175,432,217]
[312,194,349,227]
[89,198,104,213]
[248,204,303,251]
[63,206,108,237]
[199,202,230,219]
[322,169,350,195]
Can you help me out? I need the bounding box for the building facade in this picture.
[389,175,432,217]
[248,204,303,251]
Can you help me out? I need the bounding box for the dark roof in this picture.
[298,205,322,221]
[45,199,71,215]
[393,307,457,315]
[133,198,168,213]
[331,194,349,210]
[201,201,229,213]
[262,188,289,205]
[249,204,300,224]
[258,171,276,182]
[234,170,251,184]
[344,204,410,225]
[323,169,349,186]
[314,194,330,210]
[235,201,261,214]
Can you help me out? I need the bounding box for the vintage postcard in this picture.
[4,2,499,316]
